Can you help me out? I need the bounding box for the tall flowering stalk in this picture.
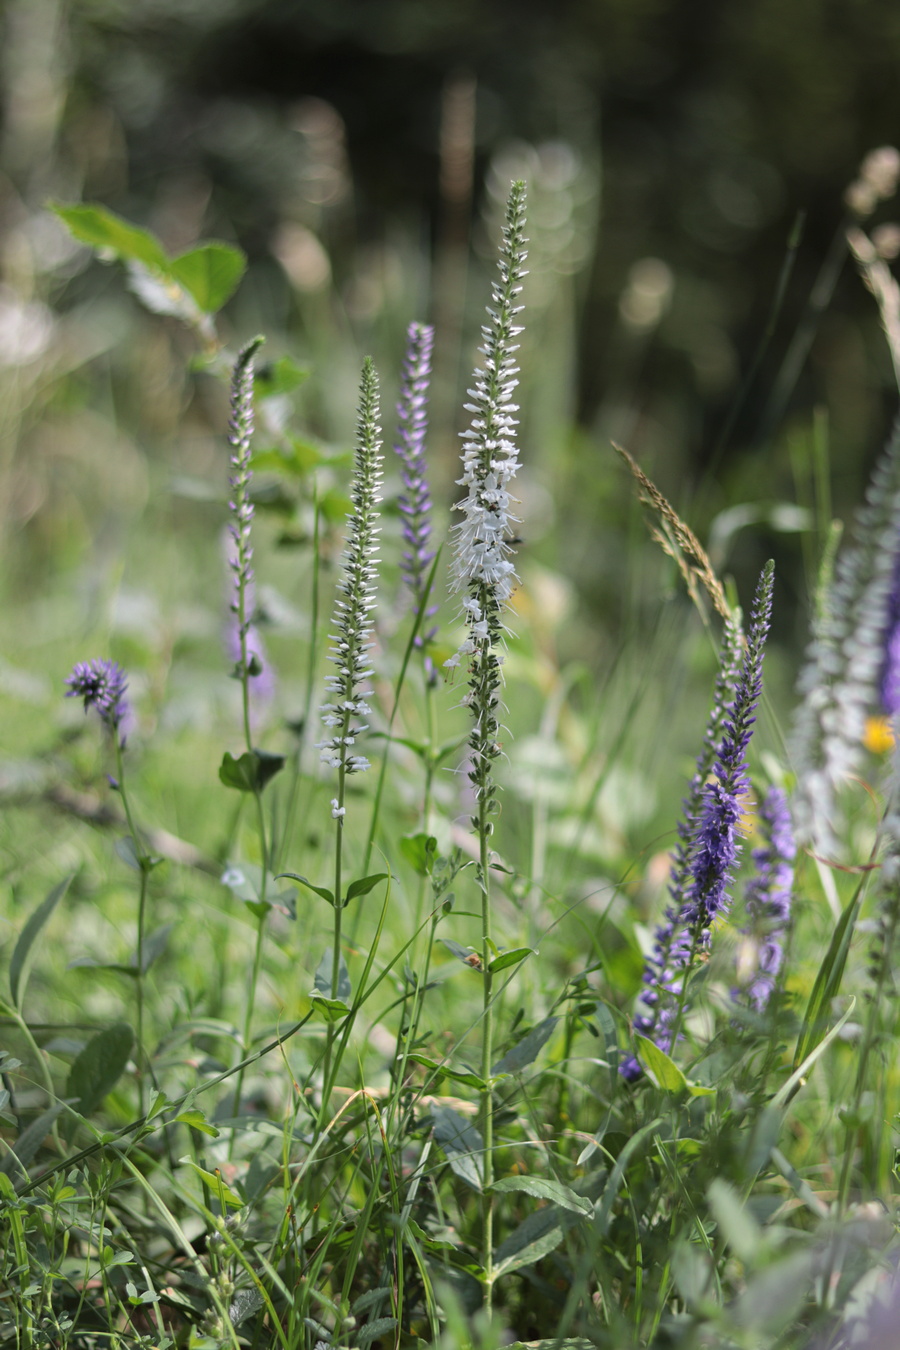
[65,660,152,1110]
[620,616,743,1079]
[793,415,900,854]
[447,180,527,1315]
[623,563,774,1077]
[736,786,796,1012]
[223,336,274,1116]
[395,321,437,659]
[318,356,383,1112]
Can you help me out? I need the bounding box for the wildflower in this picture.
[227,335,265,687]
[450,179,527,609]
[394,321,438,682]
[319,357,383,777]
[65,659,130,741]
[736,785,796,1012]
[622,563,774,1078]
[792,415,900,853]
[449,180,527,822]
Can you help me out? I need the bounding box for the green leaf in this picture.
[492,1016,559,1076]
[254,356,310,398]
[50,203,169,271]
[168,242,246,313]
[432,1105,484,1190]
[276,872,335,906]
[65,1023,134,1119]
[309,993,351,1023]
[399,833,438,877]
[174,1109,220,1138]
[489,946,534,974]
[707,1178,762,1262]
[182,1160,244,1208]
[491,1175,594,1217]
[10,875,72,1010]
[406,1054,486,1090]
[794,884,862,1068]
[344,873,388,906]
[493,1203,577,1278]
[0,1104,66,1176]
[441,939,481,968]
[635,1035,689,1093]
[355,1319,399,1346]
[219,749,285,793]
[134,923,173,974]
[593,1117,663,1235]
[314,950,351,1003]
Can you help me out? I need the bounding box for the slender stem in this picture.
[479,787,495,1317]
[115,736,150,1117]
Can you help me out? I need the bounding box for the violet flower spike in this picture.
[737,785,796,1012]
[66,659,130,743]
[622,561,774,1078]
[620,613,743,1081]
[318,357,383,781]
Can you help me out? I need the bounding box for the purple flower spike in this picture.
[66,659,130,741]
[622,561,775,1080]
[880,551,900,717]
[738,785,796,1011]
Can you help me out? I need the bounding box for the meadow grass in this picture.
[2,164,900,1350]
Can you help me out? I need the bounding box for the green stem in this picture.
[479,788,495,1318]
[114,736,150,1117]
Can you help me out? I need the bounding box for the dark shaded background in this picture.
[3,0,900,642]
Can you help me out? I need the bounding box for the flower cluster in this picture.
[449,180,527,611]
[792,414,900,853]
[622,563,774,1079]
[737,785,796,1012]
[319,357,383,781]
[65,659,130,741]
[227,336,265,685]
[394,321,438,681]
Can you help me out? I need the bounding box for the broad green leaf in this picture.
[219,749,286,794]
[10,874,72,1010]
[133,923,173,974]
[182,1160,244,1208]
[309,993,351,1023]
[126,262,199,322]
[794,884,862,1068]
[489,946,534,974]
[707,1178,762,1262]
[493,1201,580,1278]
[491,1175,593,1217]
[65,1023,134,1119]
[351,1287,394,1317]
[432,1105,484,1190]
[169,242,246,313]
[276,872,335,906]
[174,1109,220,1138]
[254,356,310,397]
[635,1035,689,1093]
[50,203,169,271]
[355,1319,398,1346]
[399,833,438,877]
[344,873,388,906]
[0,1104,66,1176]
[492,1016,559,1076]
[314,950,351,1003]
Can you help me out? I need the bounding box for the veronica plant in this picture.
[624,562,774,1077]
[793,415,900,855]
[736,785,796,1012]
[65,660,153,1110]
[446,179,527,1315]
[317,355,383,1111]
[395,321,437,658]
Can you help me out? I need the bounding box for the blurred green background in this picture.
[2,0,900,698]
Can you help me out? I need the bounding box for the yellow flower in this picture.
[864,715,895,755]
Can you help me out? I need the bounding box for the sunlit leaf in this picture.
[10,875,72,1010]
